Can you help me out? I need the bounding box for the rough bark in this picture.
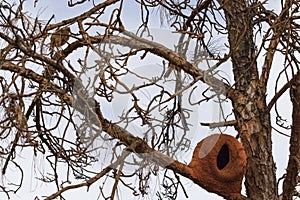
[282,72,300,200]
[221,0,278,199]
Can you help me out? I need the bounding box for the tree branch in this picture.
[282,72,300,200]
[200,120,237,128]
[62,32,236,99]
[45,150,130,200]
[1,60,247,200]
[259,0,292,90]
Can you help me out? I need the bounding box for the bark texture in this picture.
[222,0,278,199]
[282,73,300,200]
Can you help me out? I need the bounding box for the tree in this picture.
[0,0,299,199]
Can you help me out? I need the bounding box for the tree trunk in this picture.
[282,73,300,200]
[222,0,278,199]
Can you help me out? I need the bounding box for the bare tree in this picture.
[0,0,299,199]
